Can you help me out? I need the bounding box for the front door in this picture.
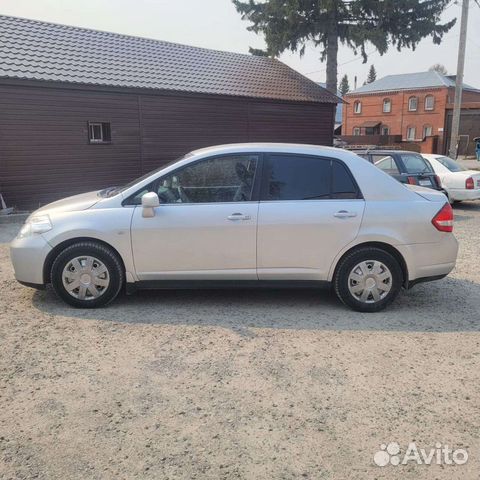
[130,153,260,280]
[257,154,365,280]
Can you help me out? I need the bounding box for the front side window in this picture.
[408,97,418,111]
[88,122,111,144]
[383,98,392,113]
[425,95,435,110]
[406,126,416,141]
[400,154,433,174]
[354,101,362,114]
[128,154,259,204]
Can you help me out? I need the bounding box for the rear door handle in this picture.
[227,213,251,221]
[334,210,357,218]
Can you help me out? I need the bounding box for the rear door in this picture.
[256,154,365,281]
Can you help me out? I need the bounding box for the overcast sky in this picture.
[2,0,479,89]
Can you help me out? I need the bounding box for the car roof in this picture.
[190,142,348,157]
[358,150,422,155]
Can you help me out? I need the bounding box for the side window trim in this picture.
[122,152,264,206]
[259,153,363,202]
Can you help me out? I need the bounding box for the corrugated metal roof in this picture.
[0,15,338,103]
[348,71,479,95]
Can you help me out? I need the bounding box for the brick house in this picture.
[342,71,480,154]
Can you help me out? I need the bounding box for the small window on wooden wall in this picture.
[88,122,111,144]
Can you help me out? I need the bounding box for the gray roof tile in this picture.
[0,15,338,103]
[348,71,479,95]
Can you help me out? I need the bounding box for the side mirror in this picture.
[141,192,160,218]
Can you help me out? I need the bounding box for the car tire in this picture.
[333,247,403,312]
[51,241,124,308]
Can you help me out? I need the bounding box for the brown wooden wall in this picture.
[0,83,335,209]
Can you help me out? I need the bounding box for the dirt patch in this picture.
[1,204,480,479]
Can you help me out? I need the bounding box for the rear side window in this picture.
[331,161,359,199]
[262,154,360,201]
[264,155,330,200]
[400,154,432,174]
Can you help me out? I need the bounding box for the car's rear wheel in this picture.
[334,247,403,312]
[51,241,124,308]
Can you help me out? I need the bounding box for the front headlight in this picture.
[18,214,53,238]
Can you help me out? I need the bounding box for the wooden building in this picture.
[0,16,338,210]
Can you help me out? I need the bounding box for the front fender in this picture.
[42,207,138,282]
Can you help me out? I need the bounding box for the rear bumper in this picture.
[407,274,447,289]
[10,234,51,286]
[396,234,458,283]
[448,188,480,201]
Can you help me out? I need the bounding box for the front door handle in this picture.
[227,213,251,221]
[334,210,357,219]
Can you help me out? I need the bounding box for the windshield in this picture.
[97,153,193,198]
[435,156,467,172]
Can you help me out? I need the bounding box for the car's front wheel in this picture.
[334,247,403,312]
[51,241,124,308]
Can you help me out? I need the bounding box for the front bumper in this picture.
[10,233,52,286]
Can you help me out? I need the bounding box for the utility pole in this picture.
[448,0,469,159]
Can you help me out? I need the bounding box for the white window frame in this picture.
[353,127,361,136]
[383,98,391,113]
[89,122,104,143]
[408,96,418,112]
[425,95,435,111]
[354,101,362,114]
[423,125,433,138]
[406,126,416,141]
[381,126,390,135]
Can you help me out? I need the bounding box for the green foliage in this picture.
[366,65,377,84]
[233,0,456,91]
[249,47,270,57]
[429,63,448,75]
[233,0,455,59]
[339,74,350,95]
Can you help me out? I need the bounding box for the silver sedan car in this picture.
[10,143,458,312]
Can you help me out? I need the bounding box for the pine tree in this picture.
[233,0,455,94]
[366,65,377,84]
[429,63,448,75]
[339,74,350,96]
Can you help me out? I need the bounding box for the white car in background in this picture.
[422,154,480,203]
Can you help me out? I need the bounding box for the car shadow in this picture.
[31,275,480,333]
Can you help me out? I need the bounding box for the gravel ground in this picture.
[1,202,480,480]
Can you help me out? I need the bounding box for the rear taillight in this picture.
[407,176,416,185]
[432,203,454,232]
[466,177,474,190]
